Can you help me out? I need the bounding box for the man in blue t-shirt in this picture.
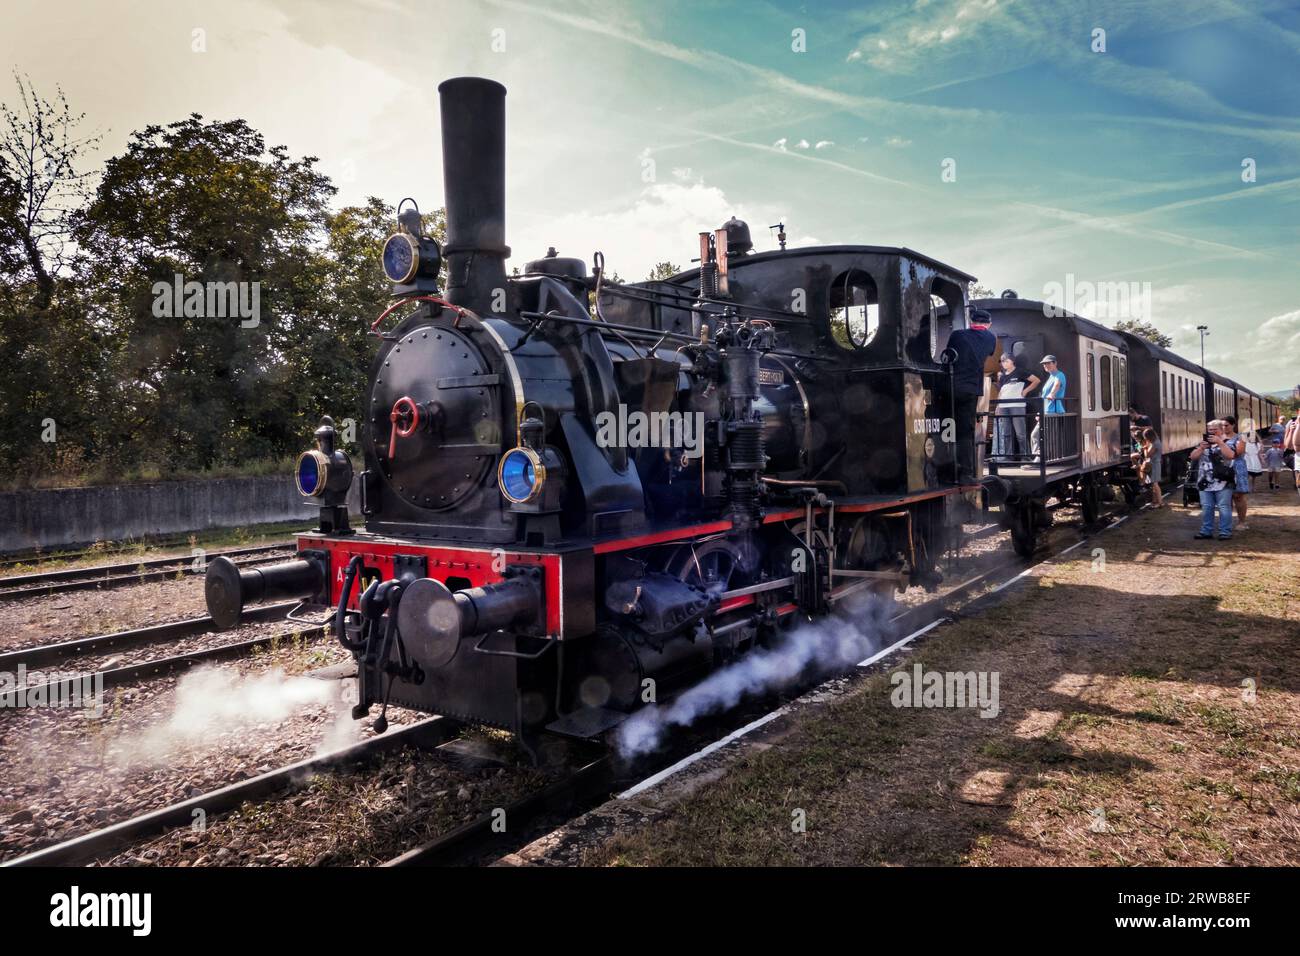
[1030,354,1067,458]
[945,309,996,483]
[1040,355,1066,412]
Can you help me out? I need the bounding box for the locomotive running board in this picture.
[546,706,628,740]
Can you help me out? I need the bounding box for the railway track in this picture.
[4,718,459,867]
[0,603,329,710]
[0,601,301,673]
[3,499,1147,869]
[0,534,295,573]
[0,544,294,601]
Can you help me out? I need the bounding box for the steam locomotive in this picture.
[203,77,986,757]
[203,76,1278,757]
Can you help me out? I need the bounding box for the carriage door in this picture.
[1079,338,1123,469]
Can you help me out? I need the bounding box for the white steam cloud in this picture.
[614,591,894,758]
[122,666,339,764]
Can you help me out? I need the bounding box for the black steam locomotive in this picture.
[203,76,1278,757]
[203,76,983,756]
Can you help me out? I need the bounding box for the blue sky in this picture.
[4,0,1298,389]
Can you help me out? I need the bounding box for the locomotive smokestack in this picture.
[438,76,510,315]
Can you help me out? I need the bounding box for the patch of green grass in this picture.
[1126,670,1159,682]
[980,739,1016,760]
[1214,740,1254,759]
[1193,828,1234,862]
[1184,777,1245,800]
[1045,711,1112,744]
[1193,704,1249,738]
[1252,767,1300,802]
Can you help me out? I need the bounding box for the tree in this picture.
[287,200,447,444]
[73,114,336,470]
[0,73,99,312]
[1112,319,1172,348]
[0,76,104,481]
[647,261,681,281]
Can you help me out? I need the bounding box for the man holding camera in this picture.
[1189,419,1238,540]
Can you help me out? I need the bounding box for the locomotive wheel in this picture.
[1080,480,1100,525]
[839,517,892,571]
[787,520,832,556]
[667,538,757,592]
[1121,481,1139,508]
[1008,498,1038,558]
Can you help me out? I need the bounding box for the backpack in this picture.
[1209,449,1236,483]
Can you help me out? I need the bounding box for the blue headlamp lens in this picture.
[500,449,540,502]
[296,451,325,497]
[382,234,417,283]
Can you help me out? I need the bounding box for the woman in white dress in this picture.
[1243,435,1263,492]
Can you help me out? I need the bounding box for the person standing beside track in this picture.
[1222,416,1250,530]
[1287,416,1300,494]
[1140,426,1164,508]
[945,308,996,484]
[1190,419,1237,540]
[1264,440,1285,491]
[1244,432,1263,491]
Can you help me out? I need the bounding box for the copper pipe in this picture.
[760,477,848,494]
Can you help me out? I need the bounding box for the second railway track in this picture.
[0,544,294,602]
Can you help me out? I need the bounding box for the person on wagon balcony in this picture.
[993,352,1040,459]
[1030,354,1066,459]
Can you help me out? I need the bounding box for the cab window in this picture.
[829,271,879,349]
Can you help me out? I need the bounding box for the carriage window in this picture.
[1100,355,1112,411]
[829,271,879,349]
[1162,372,1167,405]
[1086,353,1096,411]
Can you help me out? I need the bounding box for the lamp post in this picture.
[1196,324,1209,367]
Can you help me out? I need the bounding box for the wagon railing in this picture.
[982,396,1079,480]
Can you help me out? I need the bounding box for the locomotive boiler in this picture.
[204,76,984,757]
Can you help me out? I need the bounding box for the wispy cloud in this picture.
[484,0,997,125]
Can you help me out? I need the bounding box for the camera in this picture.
[1197,477,1209,491]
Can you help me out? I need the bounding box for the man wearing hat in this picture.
[945,308,996,483]
[1030,354,1067,458]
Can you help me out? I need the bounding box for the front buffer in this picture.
[302,534,596,754]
